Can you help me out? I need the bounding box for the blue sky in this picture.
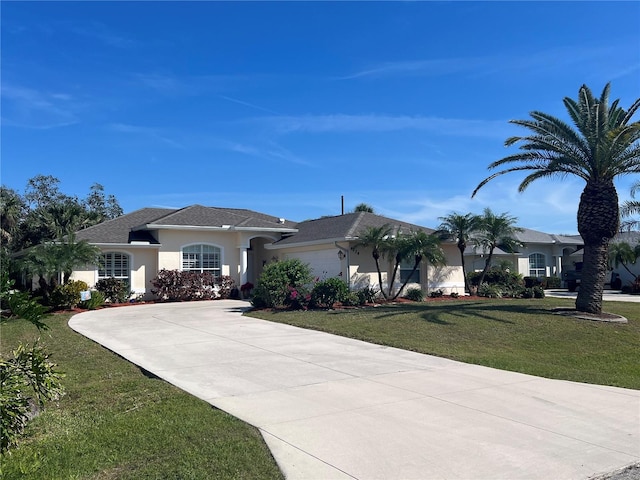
[2,1,639,234]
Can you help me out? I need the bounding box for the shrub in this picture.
[522,288,534,299]
[478,283,503,298]
[150,270,219,302]
[450,292,460,299]
[79,290,105,310]
[429,289,444,298]
[311,278,349,308]
[217,275,236,299]
[404,288,424,302]
[356,286,378,305]
[96,277,131,303]
[50,280,89,309]
[341,292,362,306]
[533,285,545,298]
[251,259,313,309]
[0,342,65,453]
[545,276,562,289]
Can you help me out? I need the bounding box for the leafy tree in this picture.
[392,230,446,299]
[436,212,482,294]
[84,183,124,226]
[23,174,66,210]
[353,203,375,213]
[473,209,522,288]
[473,83,640,314]
[351,224,393,299]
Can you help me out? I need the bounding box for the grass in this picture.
[0,313,284,480]
[246,297,640,390]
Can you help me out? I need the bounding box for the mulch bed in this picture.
[552,307,628,324]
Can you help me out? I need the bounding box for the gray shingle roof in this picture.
[75,205,296,245]
[75,207,174,244]
[273,212,435,247]
[144,205,296,230]
[515,228,584,246]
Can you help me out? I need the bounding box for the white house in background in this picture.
[70,206,464,299]
[610,231,640,287]
[267,212,465,294]
[465,228,585,284]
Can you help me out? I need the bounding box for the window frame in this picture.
[528,253,546,278]
[181,243,222,277]
[98,251,131,281]
[399,257,420,284]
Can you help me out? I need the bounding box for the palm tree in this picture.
[392,231,446,299]
[608,242,640,283]
[472,83,640,314]
[353,203,375,213]
[0,187,26,250]
[351,224,393,299]
[436,212,482,293]
[474,209,523,287]
[620,180,640,231]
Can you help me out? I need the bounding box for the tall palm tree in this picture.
[392,230,446,300]
[436,212,481,293]
[474,209,523,287]
[351,224,393,299]
[473,83,640,314]
[620,180,640,231]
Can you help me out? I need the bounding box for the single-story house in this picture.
[71,206,465,299]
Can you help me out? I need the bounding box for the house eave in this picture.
[267,237,355,250]
[133,224,297,233]
[90,242,162,249]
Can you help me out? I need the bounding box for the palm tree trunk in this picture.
[392,256,421,300]
[576,242,609,313]
[459,245,469,293]
[576,180,619,314]
[374,256,388,300]
[478,250,494,287]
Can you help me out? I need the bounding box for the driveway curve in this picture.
[69,300,639,480]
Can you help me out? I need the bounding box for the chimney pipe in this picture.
[341,195,344,215]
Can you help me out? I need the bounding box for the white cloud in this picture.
[249,113,513,139]
[0,83,78,129]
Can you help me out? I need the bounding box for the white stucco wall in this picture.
[70,246,159,299]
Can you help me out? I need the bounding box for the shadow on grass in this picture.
[369,301,553,325]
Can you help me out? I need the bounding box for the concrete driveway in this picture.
[69,300,639,480]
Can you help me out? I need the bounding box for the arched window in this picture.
[528,253,546,277]
[182,244,221,276]
[99,252,130,281]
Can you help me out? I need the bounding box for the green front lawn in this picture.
[247,297,640,390]
[0,313,284,480]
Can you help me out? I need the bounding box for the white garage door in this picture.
[285,250,342,280]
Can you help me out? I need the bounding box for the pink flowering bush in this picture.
[251,259,313,309]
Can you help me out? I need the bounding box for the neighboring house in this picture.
[610,231,640,287]
[464,228,584,284]
[70,206,464,299]
[266,212,464,295]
